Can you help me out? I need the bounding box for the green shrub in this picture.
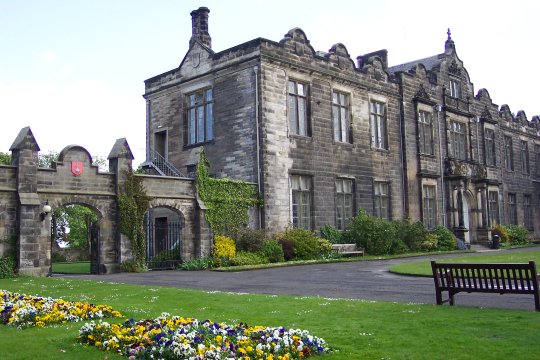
[317,238,334,257]
[275,228,320,260]
[278,239,295,261]
[345,210,395,255]
[506,225,530,245]
[51,251,67,263]
[392,219,427,252]
[0,256,16,278]
[178,257,214,271]
[418,233,439,251]
[261,239,285,263]
[319,225,343,243]
[233,227,268,252]
[213,235,236,267]
[491,224,509,244]
[229,251,269,266]
[120,259,148,273]
[430,225,457,251]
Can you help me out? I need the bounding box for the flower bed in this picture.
[0,289,122,328]
[78,312,330,359]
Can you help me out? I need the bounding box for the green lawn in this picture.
[390,250,540,276]
[51,261,90,274]
[1,276,539,359]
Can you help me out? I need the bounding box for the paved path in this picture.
[59,247,540,312]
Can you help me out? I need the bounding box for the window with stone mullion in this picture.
[508,193,517,225]
[524,195,532,229]
[418,111,433,155]
[332,91,350,143]
[504,136,513,171]
[370,101,387,149]
[291,175,312,230]
[373,182,390,220]
[521,140,529,175]
[288,81,309,136]
[422,185,436,229]
[335,179,353,230]
[187,88,213,145]
[484,128,496,166]
[488,191,499,226]
[451,121,466,160]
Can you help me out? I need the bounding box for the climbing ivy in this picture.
[118,168,151,270]
[195,150,262,236]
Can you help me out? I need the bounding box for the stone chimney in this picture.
[190,7,211,49]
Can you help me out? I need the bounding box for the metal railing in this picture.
[147,148,185,177]
[146,222,182,270]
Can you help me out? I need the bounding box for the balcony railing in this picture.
[146,148,185,177]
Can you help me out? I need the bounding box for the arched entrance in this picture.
[145,206,184,270]
[50,203,101,275]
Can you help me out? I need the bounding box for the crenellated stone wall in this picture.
[0,127,211,276]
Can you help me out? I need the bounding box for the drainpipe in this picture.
[253,66,262,228]
[434,104,447,226]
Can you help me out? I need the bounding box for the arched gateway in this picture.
[0,127,211,276]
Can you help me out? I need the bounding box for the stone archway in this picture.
[50,203,102,275]
[145,205,185,270]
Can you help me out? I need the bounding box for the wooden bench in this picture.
[431,260,540,311]
[331,243,364,257]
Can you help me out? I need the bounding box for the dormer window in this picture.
[449,80,460,98]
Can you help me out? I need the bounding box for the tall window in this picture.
[418,110,434,155]
[484,128,496,166]
[524,195,532,229]
[335,179,353,231]
[373,182,390,220]
[520,140,529,175]
[288,80,309,136]
[422,185,437,229]
[488,191,499,226]
[450,121,466,160]
[332,91,350,143]
[370,101,387,149]
[449,80,460,98]
[535,144,540,176]
[291,175,311,229]
[504,135,513,171]
[508,193,517,225]
[187,88,213,145]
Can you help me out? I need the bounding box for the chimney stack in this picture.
[190,7,211,49]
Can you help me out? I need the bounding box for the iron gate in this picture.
[145,221,182,270]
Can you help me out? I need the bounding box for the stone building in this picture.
[143,7,540,245]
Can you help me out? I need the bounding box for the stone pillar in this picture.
[10,127,51,276]
[107,138,134,273]
[194,195,212,258]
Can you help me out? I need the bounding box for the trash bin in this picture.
[491,234,500,249]
[457,238,467,250]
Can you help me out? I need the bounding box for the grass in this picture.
[390,250,540,276]
[1,276,539,359]
[51,261,90,274]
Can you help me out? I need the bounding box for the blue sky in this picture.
[1,0,539,165]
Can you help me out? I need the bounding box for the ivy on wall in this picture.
[118,168,151,268]
[195,150,262,236]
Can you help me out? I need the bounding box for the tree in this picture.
[52,205,98,249]
[38,151,59,168]
[0,152,11,165]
